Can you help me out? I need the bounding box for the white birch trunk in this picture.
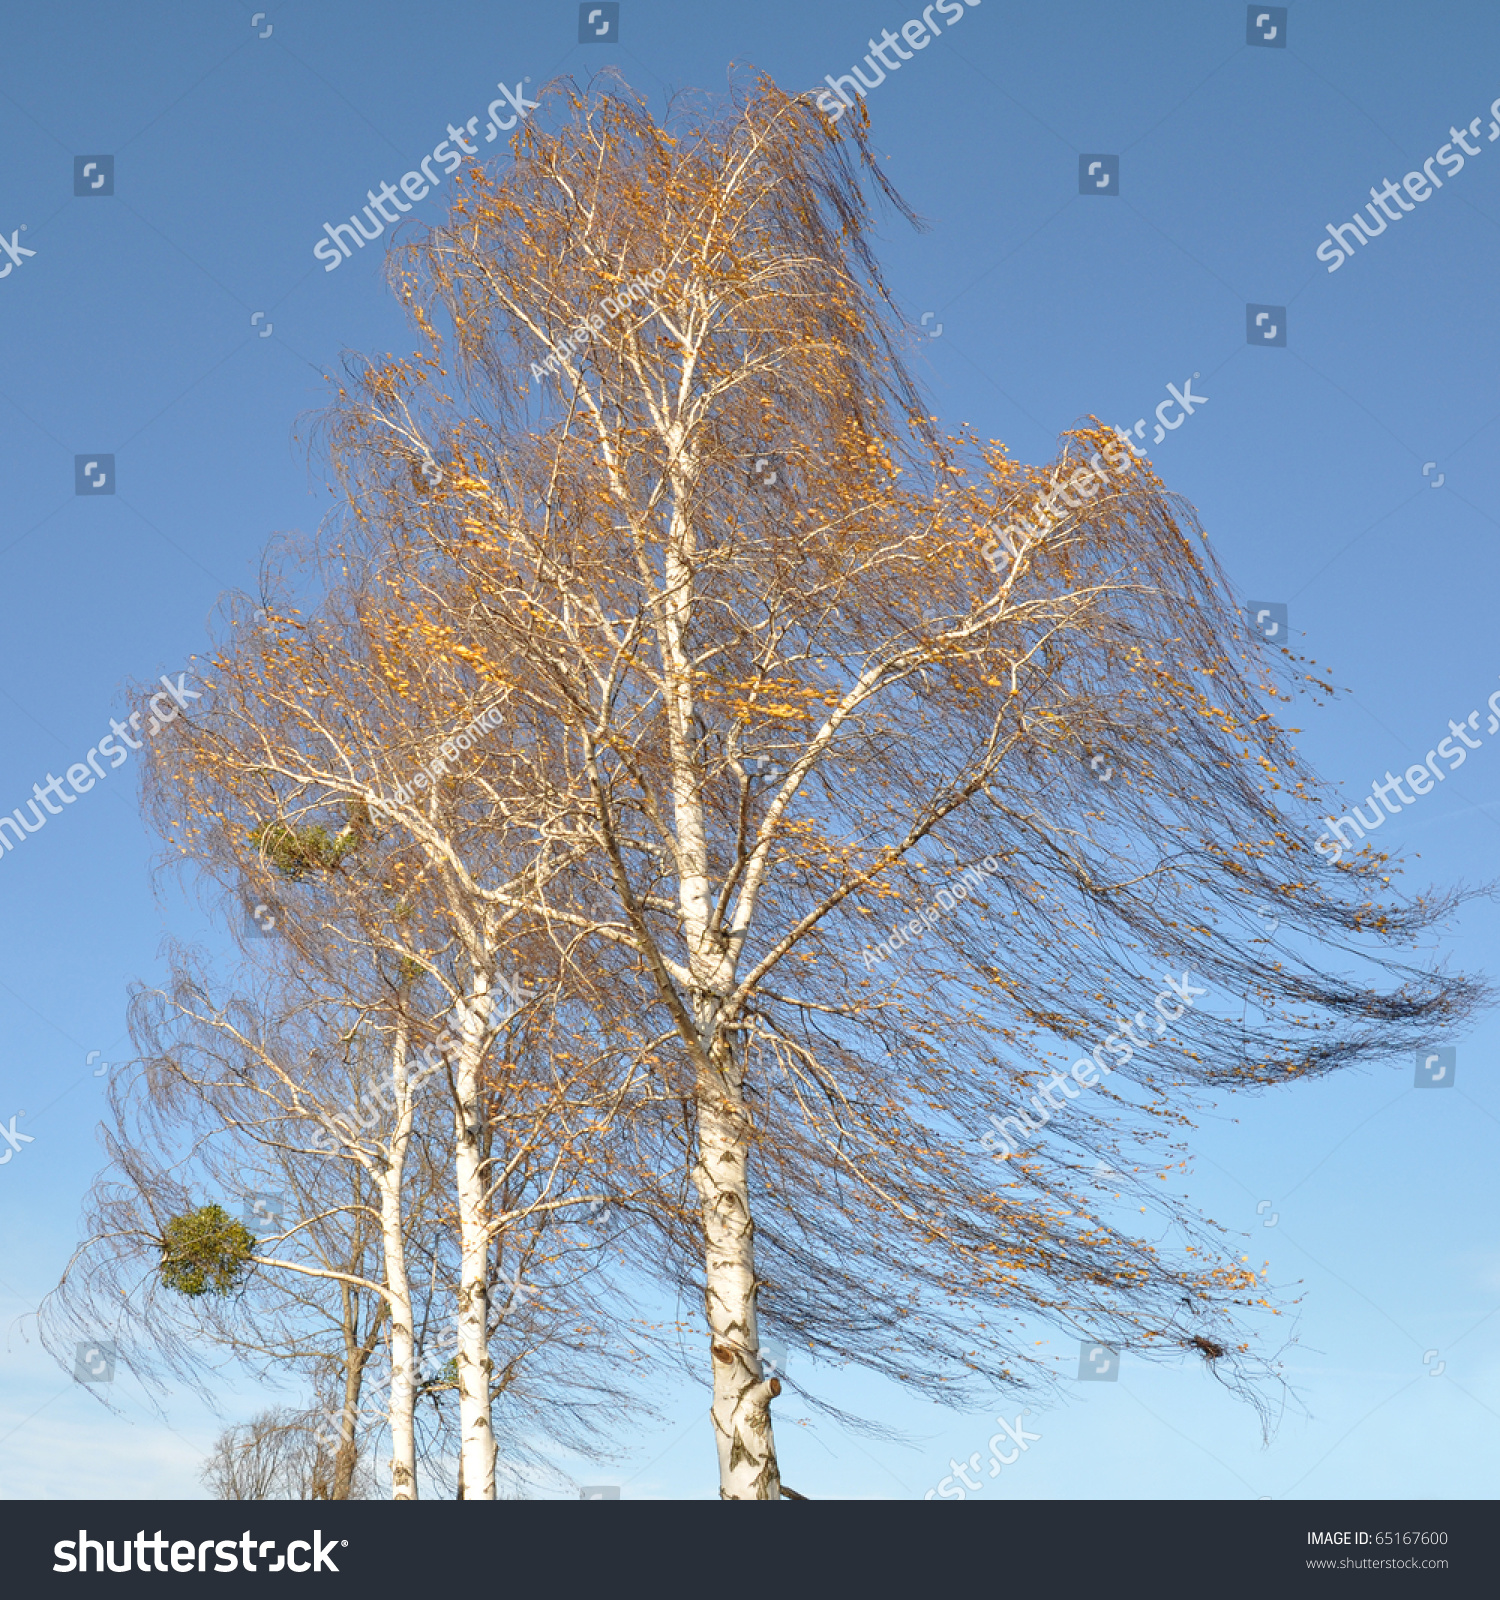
[693,1040,782,1499]
[452,982,497,1499]
[654,419,784,1497]
[377,1024,419,1499]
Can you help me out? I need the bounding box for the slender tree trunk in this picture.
[452,982,497,1499]
[379,1025,419,1499]
[693,1040,782,1499]
[331,1346,362,1498]
[331,1289,380,1498]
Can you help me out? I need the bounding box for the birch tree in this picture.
[38,1002,393,1501]
[127,571,655,1497]
[312,77,1485,1496]
[135,952,428,1499]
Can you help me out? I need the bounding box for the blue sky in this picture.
[3,0,1499,1499]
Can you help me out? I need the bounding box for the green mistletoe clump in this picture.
[159,1205,256,1298]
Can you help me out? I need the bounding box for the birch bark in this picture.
[658,422,783,1496]
[451,980,497,1499]
[694,1036,782,1498]
[376,1023,419,1499]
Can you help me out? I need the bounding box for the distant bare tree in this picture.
[202,1406,374,1500]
